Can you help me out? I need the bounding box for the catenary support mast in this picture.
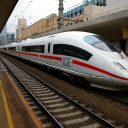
[58,0,64,28]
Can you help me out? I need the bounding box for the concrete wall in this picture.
[84,5,106,19]
[106,0,128,9]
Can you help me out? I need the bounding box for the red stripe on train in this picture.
[19,52,39,57]
[72,60,128,81]
[40,55,62,61]
[18,52,62,61]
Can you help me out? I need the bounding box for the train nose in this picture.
[110,59,128,89]
[111,72,128,90]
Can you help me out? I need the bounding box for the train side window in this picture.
[53,44,92,61]
[48,43,50,53]
[40,45,44,53]
[8,47,16,51]
[22,45,44,53]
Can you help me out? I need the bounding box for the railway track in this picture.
[103,91,128,106]
[0,56,119,128]
[2,54,128,106]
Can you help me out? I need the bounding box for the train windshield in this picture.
[84,35,121,52]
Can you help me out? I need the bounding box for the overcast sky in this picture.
[7,0,83,32]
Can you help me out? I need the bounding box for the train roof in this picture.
[20,37,47,46]
[54,31,95,38]
[8,43,19,46]
[6,31,96,47]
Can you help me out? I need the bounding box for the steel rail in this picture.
[1,57,63,128]
[1,56,118,128]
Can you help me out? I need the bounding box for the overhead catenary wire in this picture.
[7,0,35,29]
[29,4,59,23]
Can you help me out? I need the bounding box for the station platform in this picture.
[0,61,42,128]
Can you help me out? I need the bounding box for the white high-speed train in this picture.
[0,31,128,90]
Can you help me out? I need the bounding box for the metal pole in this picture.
[58,0,64,28]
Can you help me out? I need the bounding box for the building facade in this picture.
[0,33,15,45]
[16,14,58,41]
[7,32,15,43]
[16,18,27,41]
[0,25,7,45]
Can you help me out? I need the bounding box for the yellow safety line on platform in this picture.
[0,80,14,128]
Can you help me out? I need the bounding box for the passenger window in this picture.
[53,44,92,61]
[8,47,16,51]
[22,45,44,53]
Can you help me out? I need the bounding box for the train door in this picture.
[51,42,63,69]
[19,42,22,57]
[16,45,20,56]
[45,37,53,66]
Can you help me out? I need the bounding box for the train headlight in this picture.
[113,62,127,70]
